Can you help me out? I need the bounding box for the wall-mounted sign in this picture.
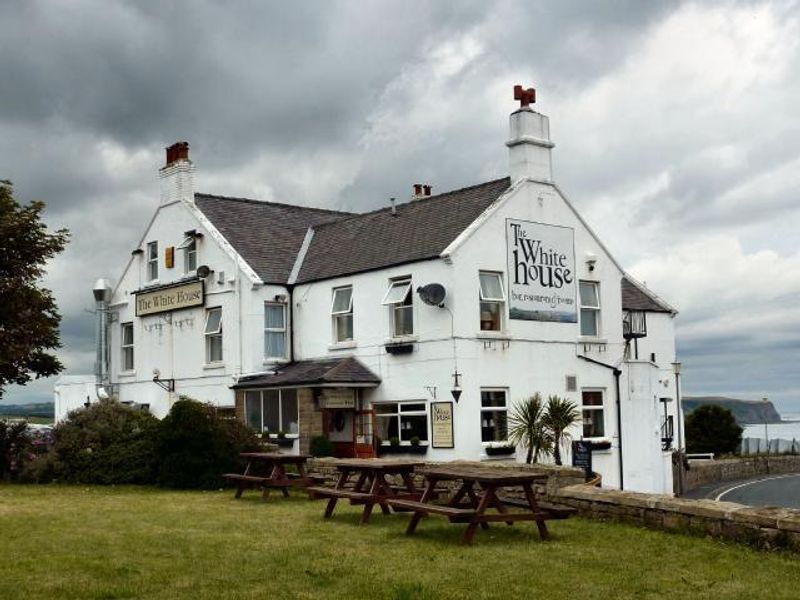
[135,280,204,316]
[320,388,355,409]
[430,401,454,449]
[572,440,593,480]
[506,218,577,322]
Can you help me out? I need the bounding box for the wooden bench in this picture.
[306,486,375,502]
[385,498,477,523]
[499,497,577,518]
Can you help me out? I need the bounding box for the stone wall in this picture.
[553,484,800,551]
[298,388,323,455]
[684,455,800,491]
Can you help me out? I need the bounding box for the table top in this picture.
[420,466,549,485]
[240,452,310,462]
[331,458,424,471]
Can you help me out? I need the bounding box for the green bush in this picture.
[309,435,334,457]
[156,397,260,489]
[686,404,743,456]
[0,420,31,481]
[42,400,160,484]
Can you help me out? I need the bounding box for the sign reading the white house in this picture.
[506,219,577,322]
[135,281,204,316]
[430,402,454,449]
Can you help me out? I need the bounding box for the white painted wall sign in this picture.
[506,218,577,322]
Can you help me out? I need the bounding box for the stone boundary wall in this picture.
[553,484,800,551]
[684,455,800,491]
[308,459,585,497]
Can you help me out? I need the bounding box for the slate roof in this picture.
[194,193,351,284]
[621,276,675,314]
[294,177,512,283]
[232,356,381,389]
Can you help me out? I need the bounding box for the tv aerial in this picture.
[417,283,446,307]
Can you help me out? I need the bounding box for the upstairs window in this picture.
[480,389,508,442]
[479,271,505,331]
[205,307,223,363]
[121,322,134,371]
[146,241,158,281]
[579,281,601,337]
[382,278,413,337]
[582,390,605,438]
[264,303,287,359]
[331,286,353,343]
[177,233,197,274]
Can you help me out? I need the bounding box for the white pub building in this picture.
[56,86,682,494]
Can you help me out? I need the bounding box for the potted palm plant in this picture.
[542,395,581,465]
[508,393,553,464]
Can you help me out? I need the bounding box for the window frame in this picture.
[579,280,601,337]
[146,241,158,282]
[480,388,509,443]
[478,271,506,332]
[120,322,134,372]
[331,286,354,343]
[204,307,223,364]
[182,238,197,274]
[373,400,429,445]
[243,389,300,437]
[581,388,606,440]
[382,278,414,337]
[264,302,287,360]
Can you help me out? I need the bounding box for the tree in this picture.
[685,404,743,456]
[0,181,69,397]
[508,393,553,464]
[542,395,580,466]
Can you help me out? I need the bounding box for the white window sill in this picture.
[578,336,607,344]
[380,443,430,448]
[145,279,160,287]
[203,362,225,370]
[385,335,418,344]
[329,341,357,351]
[118,370,136,378]
[263,358,289,365]
[476,331,511,340]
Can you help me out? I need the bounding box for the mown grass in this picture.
[1,485,799,599]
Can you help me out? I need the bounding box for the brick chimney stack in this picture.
[412,183,432,200]
[506,85,554,183]
[159,141,194,205]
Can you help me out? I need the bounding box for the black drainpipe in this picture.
[578,355,624,490]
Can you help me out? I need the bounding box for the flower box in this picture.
[484,445,515,456]
[377,444,428,456]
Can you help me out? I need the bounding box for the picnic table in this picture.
[307,459,424,524]
[385,466,576,544]
[223,452,321,500]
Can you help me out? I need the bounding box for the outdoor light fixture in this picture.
[451,371,462,403]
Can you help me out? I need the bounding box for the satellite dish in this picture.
[417,283,446,307]
[197,265,211,278]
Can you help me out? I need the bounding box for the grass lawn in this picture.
[1,485,799,599]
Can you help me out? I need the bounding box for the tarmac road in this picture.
[685,473,800,509]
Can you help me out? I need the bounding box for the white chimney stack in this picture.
[159,141,194,205]
[506,85,554,183]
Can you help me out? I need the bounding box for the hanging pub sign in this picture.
[430,401,454,449]
[135,280,204,316]
[506,218,577,322]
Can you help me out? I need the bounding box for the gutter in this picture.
[578,355,624,491]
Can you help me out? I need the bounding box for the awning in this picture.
[232,356,381,390]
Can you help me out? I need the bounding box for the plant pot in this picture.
[485,446,515,456]
[377,445,428,456]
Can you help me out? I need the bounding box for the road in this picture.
[685,473,800,509]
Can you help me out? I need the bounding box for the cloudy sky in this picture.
[2,1,799,413]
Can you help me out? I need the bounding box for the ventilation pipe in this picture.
[92,278,113,398]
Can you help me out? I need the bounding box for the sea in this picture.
[743,414,800,443]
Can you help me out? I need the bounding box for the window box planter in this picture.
[377,444,428,456]
[484,445,515,457]
[590,440,611,451]
[384,342,415,355]
[267,437,295,449]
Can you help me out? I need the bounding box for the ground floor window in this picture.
[244,388,299,435]
[374,401,428,444]
[480,389,508,442]
[581,389,605,438]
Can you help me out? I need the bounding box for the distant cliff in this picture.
[682,396,783,425]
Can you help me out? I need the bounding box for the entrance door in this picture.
[327,409,355,458]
